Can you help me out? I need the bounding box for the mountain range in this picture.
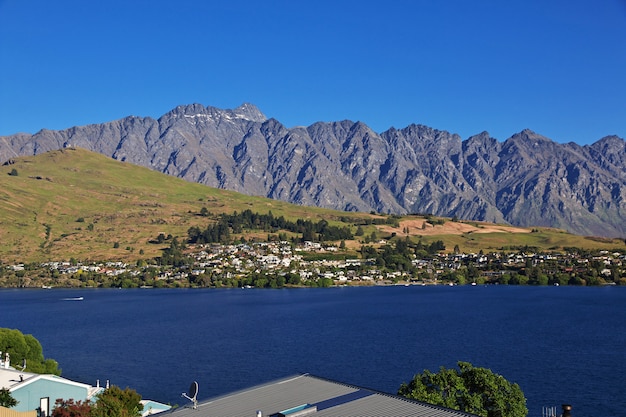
[1,103,624,238]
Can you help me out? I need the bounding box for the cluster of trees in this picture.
[187,209,353,244]
[189,270,335,289]
[0,328,60,375]
[360,238,446,273]
[398,361,528,417]
[357,214,402,227]
[157,237,188,267]
[449,250,626,286]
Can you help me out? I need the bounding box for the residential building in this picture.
[0,364,169,417]
[0,367,101,415]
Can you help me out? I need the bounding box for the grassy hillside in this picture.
[0,148,361,263]
[0,148,623,264]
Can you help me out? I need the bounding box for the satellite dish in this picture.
[182,381,199,409]
[189,381,198,399]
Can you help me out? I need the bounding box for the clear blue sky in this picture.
[1,0,625,144]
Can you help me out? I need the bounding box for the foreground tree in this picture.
[92,386,143,417]
[52,399,92,417]
[398,361,527,417]
[0,328,60,375]
[0,388,18,408]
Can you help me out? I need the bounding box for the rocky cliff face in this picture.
[2,103,625,237]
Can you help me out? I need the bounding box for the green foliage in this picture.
[360,245,378,259]
[158,237,190,267]
[359,238,445,273]
[365,231,378,243]
[93,386,143,417]
[8,168,18,176]
[0,387,18,408]
[188,218,230,244]
[0,328,60,375]
[187,209,353,246]
[52,399,92,417]
[424,215,446,226]
[379,242,413,272]
[398,361,527,417]
[52,386,143,417]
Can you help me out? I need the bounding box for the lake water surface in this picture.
[1,286,624,417]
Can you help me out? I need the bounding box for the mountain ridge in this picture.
[1,103,624,238]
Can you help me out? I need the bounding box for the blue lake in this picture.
[1,286,624,417]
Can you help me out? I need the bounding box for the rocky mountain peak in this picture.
[159,103,267,124]
[232,103,267,122]
[1,104,624,238]
[591,135,625,153]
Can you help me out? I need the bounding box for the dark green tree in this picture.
[0,387,18,408]
[398,361,527,417]
[285,272,301,286]
[360,245,377,259]
[0,328,60,375]
[158,238,190,266]
[92,386,143,417]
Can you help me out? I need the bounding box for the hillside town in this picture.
[3,239,625,288]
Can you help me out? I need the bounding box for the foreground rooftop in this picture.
[167,374,477,417]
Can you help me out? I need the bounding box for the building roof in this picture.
[0,367,98,396]
[141,400,173,416]
[167,374,478,417]
[0,368,38,390]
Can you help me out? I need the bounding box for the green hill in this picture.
[0,148,623,264]
[0,148,358,263]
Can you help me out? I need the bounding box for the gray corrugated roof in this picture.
[167,374,478,417]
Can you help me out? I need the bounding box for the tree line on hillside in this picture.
[187,209,353,244]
